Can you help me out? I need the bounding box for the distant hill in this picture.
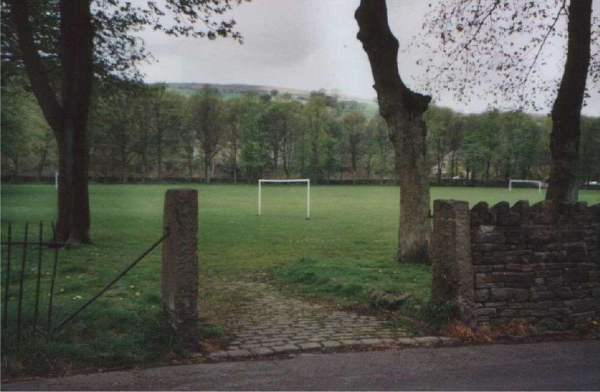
[166,82,314,98]
[163,82,380,117]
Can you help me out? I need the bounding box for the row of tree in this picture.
[4,81,600,186]
[3,0,596,259]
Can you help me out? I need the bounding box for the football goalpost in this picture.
[258,179,310,219]
[508,179,542,194]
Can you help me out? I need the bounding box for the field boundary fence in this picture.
[1,221,170,342]
[1,221,64,341]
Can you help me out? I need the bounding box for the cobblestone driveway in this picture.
[204,281,416,359]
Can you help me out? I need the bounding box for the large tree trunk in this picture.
[356,0,432,263]
[545,0,592,204]
[233,140,238,184]
[11,0,94,244]
[57,0,93,243]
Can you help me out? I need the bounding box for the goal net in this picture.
[508,179,542,194]
[258,179,310,219]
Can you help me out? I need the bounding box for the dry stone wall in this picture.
[432,199,600,327]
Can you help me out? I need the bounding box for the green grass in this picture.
[1,184,598,379]
[274,258,431,306]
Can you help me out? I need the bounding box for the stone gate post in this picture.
[431,199,476,327]
[162,189,198,349]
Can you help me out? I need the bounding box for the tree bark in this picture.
[282,141,289,179]
[37,146,49,180]
[204,151,211,184]
[356,0,432,263]
[232,138,238,183]
[12,157,20,177]
[11,0,94,244]
[157,128,164,180]
[380,144,386,185]
[545,0,592,204]
[273,146,279,178]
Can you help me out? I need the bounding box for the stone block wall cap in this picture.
[166,189,198,194]
[510,200,530,213]
[471,201,490,213]
[434,199,469,211]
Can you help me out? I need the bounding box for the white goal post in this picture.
[509,179,542,194]
[258,179,310,219]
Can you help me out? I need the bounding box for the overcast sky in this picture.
[139,0,599,116]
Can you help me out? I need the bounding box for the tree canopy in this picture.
[412,0,599,112]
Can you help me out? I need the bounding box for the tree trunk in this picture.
[233,141,238,184]
[380,144,386,185]
[187,152,194,180]
[356,0,432,263]
[141,151,147,183]
[11,1,94,244]
[436,140,443,184]
[273,147,279,178]
[311,141,319,184]
[121,152,128,183]
[546,0,592,204]
[282,143,289,179]
[157,129,163,180]
[393,119,431,263]
[204,152,211,184]
[12,157,20,177]
[37,146,48,180]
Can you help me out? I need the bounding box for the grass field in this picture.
[1,184,599,378]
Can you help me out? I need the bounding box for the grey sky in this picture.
[140,0,599,116]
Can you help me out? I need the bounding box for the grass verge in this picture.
[272,257,431,305]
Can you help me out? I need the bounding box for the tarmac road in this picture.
[4,340,599,391]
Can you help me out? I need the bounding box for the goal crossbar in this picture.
[258,179,310,219]
[509,179,542,194]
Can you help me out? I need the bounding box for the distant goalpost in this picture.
[509,179,542,194]
[258,179,310,219]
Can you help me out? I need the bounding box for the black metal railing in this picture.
[1,221,65,341]
[2,222,170,341]
[52,229,170,335]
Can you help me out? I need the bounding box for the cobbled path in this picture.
[205,281,418,359]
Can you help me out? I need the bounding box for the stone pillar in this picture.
[162,189,198,349]
[431,200,476,327]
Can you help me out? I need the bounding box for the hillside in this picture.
[164,82,380,117]
[166,82,312,98]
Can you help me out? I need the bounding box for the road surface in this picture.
[4,340,599,391]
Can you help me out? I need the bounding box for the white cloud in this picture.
[139,0,599,116]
